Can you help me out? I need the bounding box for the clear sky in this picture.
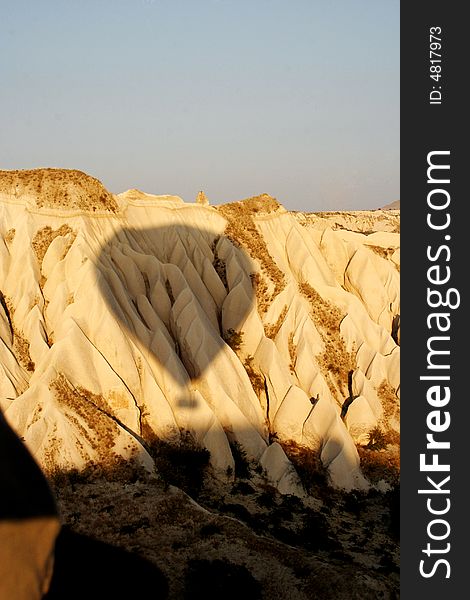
[1,0,399,211]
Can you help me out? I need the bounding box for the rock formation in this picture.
[196,191,209,205]
[0,169,400,494]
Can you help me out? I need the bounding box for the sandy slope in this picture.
[0,169,399,493]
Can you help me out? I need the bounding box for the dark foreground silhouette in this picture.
[1,409,167,599]
[44,527,168,600]
[0,412,60,599]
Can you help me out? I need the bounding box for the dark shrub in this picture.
[300,509,337,552]
[223,503,256,526]
[231,480,256,495]
[280,440,328,494]
[184,559,262,600]
[229,441,251,479]
[255,490,277,509]
[223,328,244,352]
[199,523,222,538]
[147,431,210,498]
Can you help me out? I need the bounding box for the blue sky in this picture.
[1,0,399,211]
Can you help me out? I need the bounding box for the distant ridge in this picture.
[380,200,400,210]
[0,168,118,213]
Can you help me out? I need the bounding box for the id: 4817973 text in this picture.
[429,26,443,105]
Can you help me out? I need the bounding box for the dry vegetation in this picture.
[377,380,400,422]
[366,245,396,261]
[46,374,132,474]
[222,328,244,353]
[66,293,75,306]
[249,272,271,314]
[280,440,328,492]
[357,443,400,488]
[49,457,399,599]
[13,330,35,372]
[221,329,265,399]
[221,194,281,215]
[355,381,400,488]
[0,168,119,212]
[366,245,400,272]
[5,228,16,244]
[1,294,35,372]
[32,224,76,268]
[298,281,355,399]
[264,305,288,340]
[243,355,265,397]
[288,331,297,373]
[218,196,286,314]
[144,430,211,498]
